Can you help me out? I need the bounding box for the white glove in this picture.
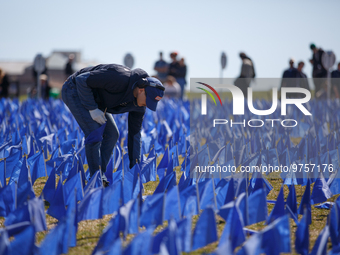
[89,108,107,125]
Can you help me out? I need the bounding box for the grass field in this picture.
[0,147,337,255]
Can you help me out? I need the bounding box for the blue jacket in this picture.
[70,64,149,168]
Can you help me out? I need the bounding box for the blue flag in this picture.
[0,228,10,254]
[224,177,235,205]
[153,171,176,194]
[8,158,23,185]
[101,180,123,216]
[17,156,29,187]
[192,207,218,250]
[200,179,217,210]
[310,226,330,255]
[248,171,273,196]
[140,193,164,228]
[77,187,103,222]
[164,186,181,222]
[85,123,107,145]
[157,146,169,178]
[28,150,46,185]
[180,185,199,217]
[105,155,114,184]
[63,172,84,206]
[215,179,231,209]
[41,167,56,203]
[5,197,47,233]
[66,159,78,182]
[93,234,122,255]
[84,170,102,195]
[236,231,262,255]
[169,143,180,167]
[248,187,268,225]
[16,180,36,209]
[219,206,246,252]
[47,177,66,221]
[111,169,123,185]
[311,172,332,205]
[0,160,6,187]
[176,217,192,252]
[267,186,285,224]
[92,211,123,254]
[118,199,139,237]
[27,197,47,232]
[140,154,156,183]
[297,179,312,225]
[295,209,309,255]
[329,197,340,252]
[152,225,171,254]
[8,223,36,255]
[127,198,140,235]
[261,215,291,255]
[0,183,15,217]
[286,184,298,223]
[60,139,77,155]
[159,219,181,255]
[62,191,77,253]
[123,227,154,255]
[123,164,140,204]
[38,217,66,255]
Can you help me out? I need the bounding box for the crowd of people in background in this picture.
[1,45,340,100]
[279,43,340,99]
[153,52,187,99]
[154,45,339,101]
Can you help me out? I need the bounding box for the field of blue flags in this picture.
[1,96,340,254]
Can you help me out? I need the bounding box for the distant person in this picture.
[0,68,10,98]
[28,74,51,99]
[153,52,168,83]
[65,54,75,78]
[331,62,340,98]
[177,58,187,99]
[280,58,298,98]
[168,52,180,78]
[280,58,297,87]
[234,52,255,98]
[32,65,48,87]
[309,43,327,98]
[295,61,310,96]
[163,75,181,98]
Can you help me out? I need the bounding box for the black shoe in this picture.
[103,180,110,188]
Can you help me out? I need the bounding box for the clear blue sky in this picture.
[1,0,339,90]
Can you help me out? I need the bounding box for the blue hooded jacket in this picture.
[70,64,149,168]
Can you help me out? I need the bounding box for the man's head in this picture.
[310,43,317,53]
[170,52,178,61]
[179,58,185,66]
[289,58,294,68]
[159,52,163,59]
[68,54,75,62]
[134,77,165,111]
[40,74,48,86]
[239,52,247,59]
[297,61,304,72]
